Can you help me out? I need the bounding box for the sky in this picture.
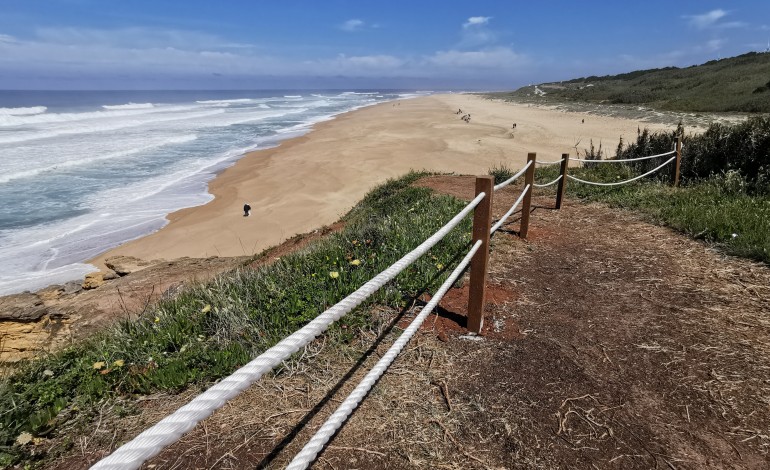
[0,0,768,90]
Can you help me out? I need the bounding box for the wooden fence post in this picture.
[467,176,493,334]
[555,153,570,209]
[673,136,682,187]
[519,153,537,238]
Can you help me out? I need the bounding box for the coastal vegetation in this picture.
[490,52,770,113]
[0,172,473,466]
[531,117,770,263]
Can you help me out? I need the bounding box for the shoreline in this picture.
[88,93,675,272]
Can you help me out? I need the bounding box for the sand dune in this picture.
[90,94,673,268]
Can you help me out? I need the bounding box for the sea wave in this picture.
[0,134,198,184]
[196,98,255,105]
[102,103,155,110]
[0,108,225,144]
[0,106,47,116]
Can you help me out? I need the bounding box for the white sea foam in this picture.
[196,98,255,105]
[0,106,47,116]
[0,134,198,184]
[102,102,155,110]
[0,108,224,144]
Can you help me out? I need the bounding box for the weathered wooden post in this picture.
[673,136,682,187]
[519,153,537,238]
[555,153,570,209]
[467,176,493,334]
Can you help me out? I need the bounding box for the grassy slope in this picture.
[490,52,770,112]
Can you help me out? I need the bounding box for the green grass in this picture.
[488,51,770,113]
[0,171,474,466]
[533,164,770,263]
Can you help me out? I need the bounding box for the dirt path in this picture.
[52,177,770,469]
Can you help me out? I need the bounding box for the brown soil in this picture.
[33,176,770,469]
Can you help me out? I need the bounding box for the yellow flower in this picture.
[329,271,339,279]
[436,263,444,270]
[113,359,125,367]
[349,259,361,266]
[201,304,211,313]
[92,361,106,370]
[154,316,160,323]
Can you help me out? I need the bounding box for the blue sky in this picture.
[0,0,768,90]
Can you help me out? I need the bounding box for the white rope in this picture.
[493,160,532,192]
[570,148,675,163]
[533,175,563,188]
[535,158,564,166]
[567,156,676,187]
[490,184,530,234]
[91,193,486,470]
[286,240,482,470]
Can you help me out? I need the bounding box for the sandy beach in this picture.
[90,94,674,268]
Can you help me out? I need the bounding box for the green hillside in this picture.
[492,52,770,113]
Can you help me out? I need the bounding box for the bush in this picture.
[488,163,515,184]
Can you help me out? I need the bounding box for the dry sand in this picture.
[90,94,674,268]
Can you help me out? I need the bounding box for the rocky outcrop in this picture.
[1,255,248,363]
[82,272,104,290]
[0,292,48,322]
[104,256,154,276]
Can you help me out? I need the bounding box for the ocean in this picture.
[0,90,425,295]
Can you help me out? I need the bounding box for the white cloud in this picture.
[464,16,492,29]
[685,9,727,29]
[0,24,533,86]
[683,9,746,30]
[705,38,725,52]
[427,47,525,70]
[340,19,365,32]
[321,53,404,72]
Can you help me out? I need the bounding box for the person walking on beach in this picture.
[243,203,251,217]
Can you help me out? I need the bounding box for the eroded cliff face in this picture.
[0,255,248,363]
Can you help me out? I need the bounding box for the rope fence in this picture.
[533,174,563,188]
[92,193,486,470]
[490,185,530,234]
[535,158,565,165]
[92,135,683,470]
[286,240,483,469]
[567,155,676,186]
[493,159,532,191]
[569,148,675,163]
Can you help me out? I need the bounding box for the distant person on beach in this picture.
[243,203,251,217]
[582,118,585,124]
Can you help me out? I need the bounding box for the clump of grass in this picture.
[488,163,515,184]
[0,171,473,465]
